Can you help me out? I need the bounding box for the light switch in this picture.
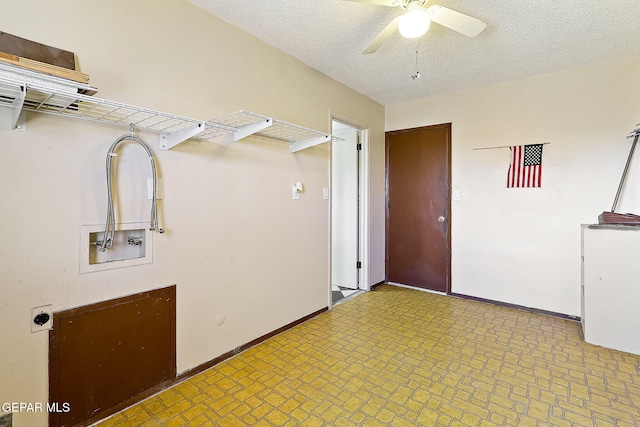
[453,190,461,201]
[293,181,303,200]
[323,187,329,200]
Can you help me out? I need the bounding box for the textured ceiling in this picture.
[190,0,640,105]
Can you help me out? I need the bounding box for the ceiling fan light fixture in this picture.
[398,7,431,39]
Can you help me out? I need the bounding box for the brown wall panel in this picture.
[49,285,176,427]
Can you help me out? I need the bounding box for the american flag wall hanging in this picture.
[507,144,544,188]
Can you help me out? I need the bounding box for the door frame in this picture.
[385,123,452,293]
[331,120,361,291]
[330,112,371,307]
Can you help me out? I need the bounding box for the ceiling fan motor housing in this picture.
[357,0,487,54]
[398,4,431,38]
[401,0,429,10]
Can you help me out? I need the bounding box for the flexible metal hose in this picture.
[99,134,163,252]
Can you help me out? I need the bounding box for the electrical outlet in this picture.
[31,304,53,333]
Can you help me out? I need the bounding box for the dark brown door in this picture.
[386,123,451,292]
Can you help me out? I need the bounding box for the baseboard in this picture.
[370,280,386,290]
[386,281,447,295]
[176,306,328,381]
[450,292,581,322]
[81,378,176,426]
[92,306,328,426]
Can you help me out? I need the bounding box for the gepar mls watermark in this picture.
[2,402,70,413]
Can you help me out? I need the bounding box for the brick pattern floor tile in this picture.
[96,285,640,426]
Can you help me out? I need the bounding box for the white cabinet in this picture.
[581,224,640,355]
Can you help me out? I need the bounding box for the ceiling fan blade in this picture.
[363,16,401,54]
[342,0,403,6]
[426,5,487,38]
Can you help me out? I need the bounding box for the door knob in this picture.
[438,216,445,222]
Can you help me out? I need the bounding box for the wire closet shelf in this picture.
[0,75,234,145]
[204,110,341,152]
[0,71,338,152]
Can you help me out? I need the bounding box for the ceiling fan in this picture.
[348,0,487,54]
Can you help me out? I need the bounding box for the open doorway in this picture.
[331,119,365,305]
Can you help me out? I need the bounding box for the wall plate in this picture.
[80,222,153,273]
[31,304,53,333]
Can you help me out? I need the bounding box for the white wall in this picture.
[0,1,384,425]
[386,58,640,316]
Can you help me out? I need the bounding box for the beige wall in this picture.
[0,1,385,425]
[387,57,640,316]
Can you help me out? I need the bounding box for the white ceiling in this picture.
[190,0,640,105]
